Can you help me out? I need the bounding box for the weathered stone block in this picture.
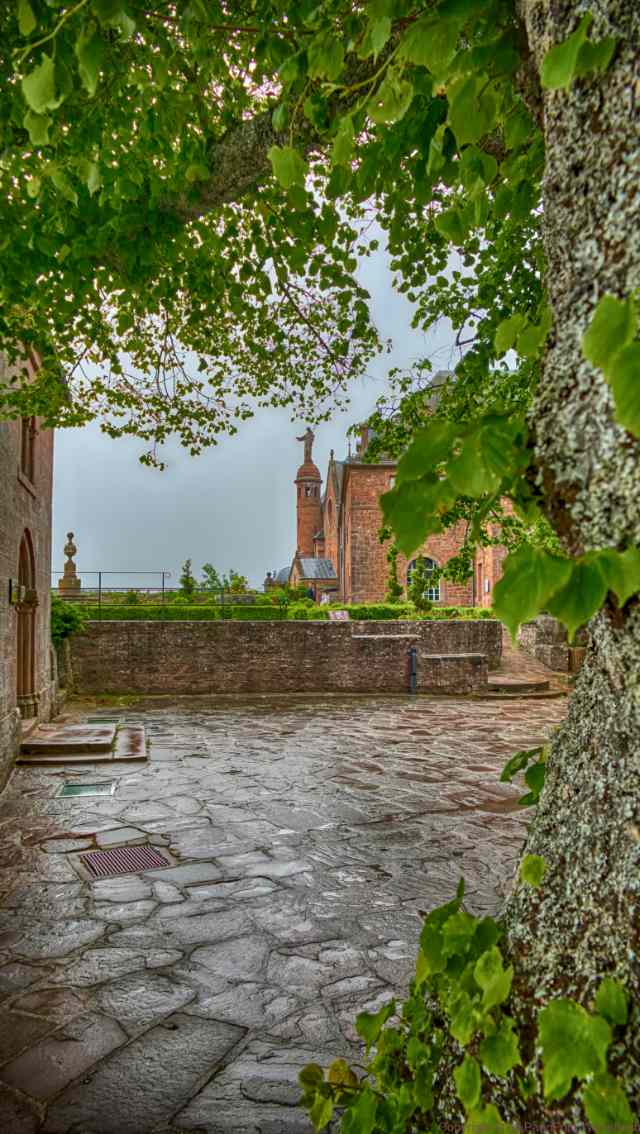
[534,644,569,671]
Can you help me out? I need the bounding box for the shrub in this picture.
[287,603,329,620]
[51,596,88,647]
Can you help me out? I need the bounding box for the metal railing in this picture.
[51,572,285,619]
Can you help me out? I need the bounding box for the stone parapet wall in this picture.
[70,619,502,697]
[517,614,589,674]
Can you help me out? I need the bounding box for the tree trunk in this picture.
[504,0,640,1115]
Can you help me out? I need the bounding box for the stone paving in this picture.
[0,692,566,1133]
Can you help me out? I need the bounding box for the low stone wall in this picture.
[69,619,502,697]
[517,614,588,673]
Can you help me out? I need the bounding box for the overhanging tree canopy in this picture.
[2,0,640,1128]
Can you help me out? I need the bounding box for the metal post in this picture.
[407,646,417,694]
[98,571,102,621]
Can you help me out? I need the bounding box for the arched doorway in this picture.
[16,530,38,719]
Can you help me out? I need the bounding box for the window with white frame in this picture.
[407,556,440,602]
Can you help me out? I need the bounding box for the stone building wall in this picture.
[69,618,502,696]
[0,369,57,786]
[338,464,474,605]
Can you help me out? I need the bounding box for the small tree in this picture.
[385,543,404,603]
[408,557,433,614]
[200,563,223,594]
[228,569,249,594]
[179,558,196,599]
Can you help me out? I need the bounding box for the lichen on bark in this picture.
[503,0,640,1118]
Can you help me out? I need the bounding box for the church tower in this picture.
[295,428,322,558]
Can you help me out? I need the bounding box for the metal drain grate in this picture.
[59,781,115,798]
[79,845,171,879]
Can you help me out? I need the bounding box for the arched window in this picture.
[407,556,441,602]
[20,416,36,482]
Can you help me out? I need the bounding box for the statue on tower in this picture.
[296,427,315,464]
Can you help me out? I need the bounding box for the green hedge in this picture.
[73,602,495,624]
[286,603,494,621]
[81,604,285,621]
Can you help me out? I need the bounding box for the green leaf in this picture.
[465,1103,519,1134]
[185,162,209,183]
[23,109,51,145]
[360,17,391,60]
[399,407,443,467]
[299,1063,324,1090]
[538,998,612,1100]
[310,1092,333,1131]
[597,547,640,606]
[500,747,543,783]
[342,1086,377,1134]
[368,72,414,125]
[414,1061,434,1110]
[540,13,592,89]
[434,205,468,245]
[504,103,534,149]
[495,314,526,355]
[448,435,501,497]
[331,116,354,167]
[355,998,395,1051]
[327,1058,357,1088]
[381,475,456,556]
[493,546,573,639]
[516,317,550,359]
[449,988,478,1045]
[18,0,37,36]
[582,1072,634,1134]
[474,946,513,1010]
[26,175,40,198]
[454,1054,482,1111]
[594,978,628,1026]
[400,16,460,75]
[75,26,105,96]
[546,558,609,640]
[518,759,546,807]
[448,75,497,145]
[86,161,102,196]
[519,854,547,886]
[442,911,477,957]
[582,294,636,371]
[267,145,307,189]
[50,168,78,206]
[22,54,62,114]
[574,36,618,80]
[478,1015,521,1076]
[307,31,344,81]
[608,342,640,437]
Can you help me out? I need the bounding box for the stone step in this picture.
[20,724,116,755]
[17,725,146,765]
[487,675,550,695]
[473,689,567,701]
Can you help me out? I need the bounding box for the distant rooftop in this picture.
[296,557,337,580]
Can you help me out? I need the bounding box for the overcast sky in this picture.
[52,248,457,591]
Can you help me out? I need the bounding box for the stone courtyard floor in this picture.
[0,692,566,1133]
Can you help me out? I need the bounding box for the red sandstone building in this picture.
[0,353,57,784]
[271,423,507,607]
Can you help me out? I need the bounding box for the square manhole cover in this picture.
[71,844,174,880]
[58,781,115,798]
